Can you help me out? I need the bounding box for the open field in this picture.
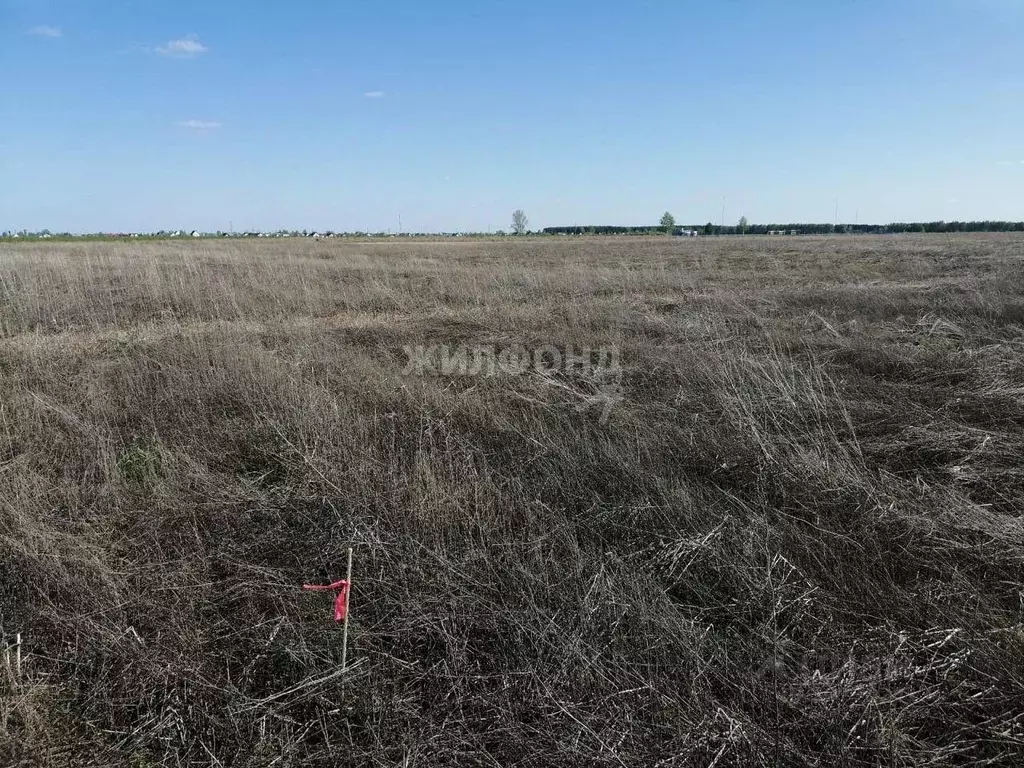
[2,234,1024,766]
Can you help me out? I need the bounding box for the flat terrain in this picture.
[2,234,1023,766]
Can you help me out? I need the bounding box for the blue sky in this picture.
[2,0,1023,232]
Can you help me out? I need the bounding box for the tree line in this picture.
[541,220,1024,236]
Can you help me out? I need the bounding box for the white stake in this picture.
[15,633,21,679]
[341,548,353,671]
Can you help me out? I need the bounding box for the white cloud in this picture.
[176,119,221,130]
[28,25,62,38]
[156,34,208,57]
[363,90,386,99]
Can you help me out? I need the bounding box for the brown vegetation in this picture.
[2,234,1023,766]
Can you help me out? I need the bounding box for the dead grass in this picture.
[2,234,1024,766]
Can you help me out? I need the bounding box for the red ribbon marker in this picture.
[303,579,350,622]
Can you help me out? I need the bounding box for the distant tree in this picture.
[660,212,676,235]
[738,216,748,234]
[704,221,714,236]
[512,209,529,235]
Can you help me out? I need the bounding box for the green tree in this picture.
[660,211,676,235]
[738,216,748,234]
[512,209,529,235]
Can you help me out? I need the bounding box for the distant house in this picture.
[190,230,201,238]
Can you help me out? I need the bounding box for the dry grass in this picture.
[1,234,1023,766]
